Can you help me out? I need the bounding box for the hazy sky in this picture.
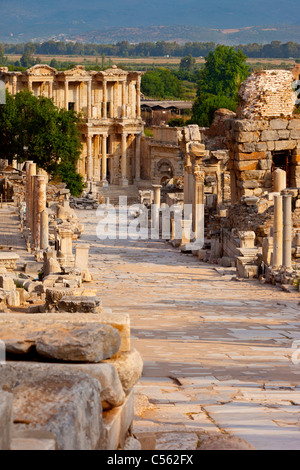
[3,0,300,28]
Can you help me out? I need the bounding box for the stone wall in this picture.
[236,70,296,120]
[225,117,300,201]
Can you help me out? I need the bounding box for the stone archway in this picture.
[156,159,175,183]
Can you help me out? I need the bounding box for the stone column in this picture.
[136,77,141,118]
[25,160,34,228]
[273,168,287,193]
[122,81,126,118]
[101,133,108,186]
[152,184,162,234]
[283,194,292,269]
[273,195,283,269]
[87,135,93,181]
[103,79,107,118]
[193,170,205,245]
[48,81,53,100]
[121,132,128,186]
[28,79,33,92]
[87,79,92,118]
[135,133,141,181]
[28,163,37,235]
[32,175,47,250]
[64,81,69,110]
[40,209,49,250]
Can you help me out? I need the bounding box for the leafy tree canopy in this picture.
[141,68,184,99]
[0,90,84,195]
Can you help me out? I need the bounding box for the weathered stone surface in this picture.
[103,390,134,450]
[0,276,15,290]
[123,436,142,450]
[99,312,130,352]
[288,119,300,130]
[0,313,121,362]
[155,432,199,450]
[260,130,279,141]
[0,362,125,410]
[290,130,300,140]
[57,295,102,313]
[0,365,103,450]
[12,429,57,451]
[274,140,296,151]
[235,131,260,143]
[104,348,143,392]
[236,151,266,161]
[0,252,20,270]
[270,119,288,130]
[198,434,255,450]
[0,390,13,450]
[234,160,258,171]
[277,130,290,139]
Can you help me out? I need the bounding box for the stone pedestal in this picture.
[262,237,273,266]
[75,244,92,282]
[57,226,75,269]
[238,231,256,249]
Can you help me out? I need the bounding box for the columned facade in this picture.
[0,64,144,186]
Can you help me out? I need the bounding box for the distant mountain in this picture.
[0,0,299,44]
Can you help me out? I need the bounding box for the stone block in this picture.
[103,349,143,393]
[235,131,260,143]
[234,160,258,171]
[57,295,102,314]
[11,430,57,450]
[288,119,300,130]
[0,276,15,290]
[255,142,268,152]
[260,130,279,141]
[6,290,20,307]
[277,130,290,139]
[0,390,13,450]
[99,312,130,353]
[274,140,296,151]
[270,119,288,130]
[236,151,266,161]
[0,364,103,450]
[290,130,300,140]
[0,362,125,410]
[258,159,272,170]
[240,170,267,181]
[24,262,43,276]
[0,252,20,270]
[0,313,121,362]
[237,180,259,189]
[103,390,134,450]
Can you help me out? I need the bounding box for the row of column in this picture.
[86,132,141,184]
[27,78,141,120]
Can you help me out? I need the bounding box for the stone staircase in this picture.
[96,184,141,206]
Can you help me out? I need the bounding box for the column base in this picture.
[120,178,128,187]
[100,179,109,187]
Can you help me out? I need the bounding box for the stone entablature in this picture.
[225,117,300,202]
[0,65,143,185]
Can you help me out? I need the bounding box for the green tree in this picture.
[191,46,249,126]
[0,90,84,195]
[20,44,36,68]
[141,68,183,99]
[0,45,7,66]
[179,54,196,73]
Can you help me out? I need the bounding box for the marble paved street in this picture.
[77,209,300,450]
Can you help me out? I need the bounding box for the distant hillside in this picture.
[62,25,300,46]
[0,0,299,44]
